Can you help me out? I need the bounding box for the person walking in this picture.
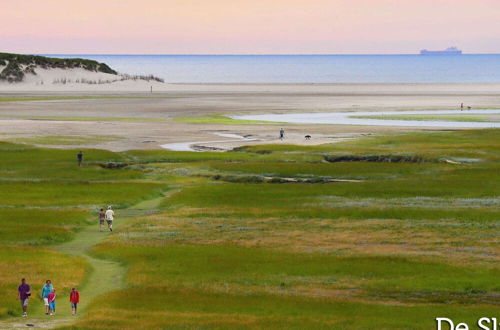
[70,287,80,315]
[41,280,53,315]
[18,278,31,317]
[48,289,56,316]
[279,128,285,140]
[99,208,106,232]
[77,151,83,167]
[105,206,115,232]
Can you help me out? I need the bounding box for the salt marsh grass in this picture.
[0,143,166,319]
[0,247,88,319]
[1,129,498,328]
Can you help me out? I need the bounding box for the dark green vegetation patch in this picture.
[0,52,117,82]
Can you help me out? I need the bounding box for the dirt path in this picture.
[0,197,163,329]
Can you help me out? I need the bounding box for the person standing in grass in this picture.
[18,278,31,317]
[48,289,56,316]
[77,151,83,167]
[41,280,53,315]
[70,287,80,315]
[99,208,106,232]
[279,128,285,140]
[105,205,115,232]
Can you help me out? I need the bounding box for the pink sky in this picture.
[1,0,499,54]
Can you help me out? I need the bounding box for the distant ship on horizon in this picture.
[420,47,463,55]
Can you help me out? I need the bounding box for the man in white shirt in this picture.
[105,206,115,232]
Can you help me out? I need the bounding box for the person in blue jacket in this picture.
[41,280,54,315]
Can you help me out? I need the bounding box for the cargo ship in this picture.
[420,47,462,55]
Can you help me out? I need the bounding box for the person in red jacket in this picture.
[70,287,80,315]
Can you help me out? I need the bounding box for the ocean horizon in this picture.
[46,54,500,84]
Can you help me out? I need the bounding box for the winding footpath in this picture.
[0,197,162,329]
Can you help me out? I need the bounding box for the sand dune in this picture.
[0,66,165,92]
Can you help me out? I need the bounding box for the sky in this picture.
[1,0,500,54]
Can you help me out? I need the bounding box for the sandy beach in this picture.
[1,82,499,151]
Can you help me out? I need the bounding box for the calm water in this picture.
[233,110,500,128]
[47,54,500,83]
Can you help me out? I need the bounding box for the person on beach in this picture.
[279,128,285,140]
[77,151,83,167]
[99,208,106,232]
[70,287,80,315]
[461,102,464,111]
[18,278,31,317]
[41,280,53,315]
[105,205,115,232]
[48,289,56,316]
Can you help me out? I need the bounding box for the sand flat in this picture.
[1,83,499,151]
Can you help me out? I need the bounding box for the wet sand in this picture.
[1,83,499,151]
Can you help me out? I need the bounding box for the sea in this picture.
[46,54,500,84]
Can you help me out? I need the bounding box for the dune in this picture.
[0,68,167,92]
[0,52,165,92]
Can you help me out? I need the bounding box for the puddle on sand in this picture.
[161,132,257,151]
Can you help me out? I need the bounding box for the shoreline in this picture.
[3,81,500,93]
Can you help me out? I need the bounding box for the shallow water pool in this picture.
[231,110,500,128]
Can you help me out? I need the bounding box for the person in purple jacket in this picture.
[18,278,31,317]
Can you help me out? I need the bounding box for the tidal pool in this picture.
[231,109,500,128]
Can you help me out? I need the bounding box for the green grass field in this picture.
[0,143,165,323]
[0,129,498,329]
